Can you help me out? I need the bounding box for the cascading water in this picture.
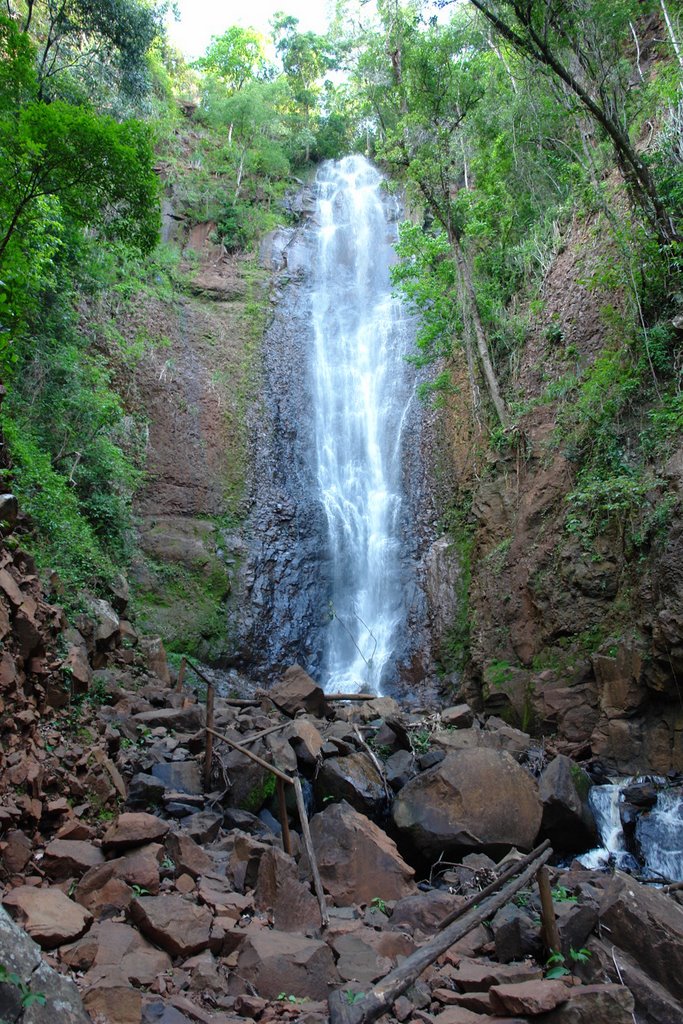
[310,156,415,694]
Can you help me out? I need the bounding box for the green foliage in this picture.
[242,773,277,813]
[193,26,270,90]
[0,964,47,1009]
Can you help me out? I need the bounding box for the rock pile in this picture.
[1,542,682,1024]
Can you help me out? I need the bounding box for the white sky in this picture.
[166,1,337,60]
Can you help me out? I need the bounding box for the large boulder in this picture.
[392,748,542,857]
[254,847,321,932]
[233,930,339,1000]
[599,872,683,1002]
[130,894,212,958]
[0,905,90,1023]
[42,840,105,881]
[3,887,92,950]
[102,812,170,851]
[307,800,416,905]
[539,755,598,851]
[314,753,386,816]
[268,664,327,717]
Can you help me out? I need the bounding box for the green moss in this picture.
[570,762,592,801]
[242,773,276,813]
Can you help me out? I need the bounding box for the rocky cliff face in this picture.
[428,215,683,773]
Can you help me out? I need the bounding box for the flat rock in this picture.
[489,979,570,1015]
[42,839,105,880]
[234,930,339,1000]
[392,748,542,857]
[3,886,92,949]
[307,800,416,905]
[130,894,212,957]
[63,920,172,985]
[103,812,170,851]
[133,706,204,732]
[449,958,543,992]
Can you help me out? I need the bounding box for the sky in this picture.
[165,0,337,60]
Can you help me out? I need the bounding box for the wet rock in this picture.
[539,755,598,851]
[384,749,418,791]
[392,749,542,858]
[0,905,90,1023]
[130,894,212,958]
[233,930,339,1000]
[103,812,170,851]
[254,847,321,932]
[307,800,416,905]
[42,839,105,881]
[3,886,92,949]
[268,664,327,717]
[314,753,386,815]
[142,1001,194,1023]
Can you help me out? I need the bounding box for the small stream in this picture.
[580,777,683,881]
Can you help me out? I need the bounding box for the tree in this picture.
[193,25,270,91]
[458,0,681,244]
[0,97,160,265]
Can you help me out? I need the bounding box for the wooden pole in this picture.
[205,725,293,785]
[203,682,215,791]
[328,845,554,1024]
[175,657,186,693]
[293,776,329,928]
[277,777,292,856]
[536,864,561,954]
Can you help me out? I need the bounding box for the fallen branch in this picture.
[328,842,553,1024]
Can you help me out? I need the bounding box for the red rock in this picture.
[3,885,92,949]
[82,977,142,1024]
[130,894,213,957]
[234,930,340,1001]
[432,1010,485,1024]
[165,831,213,879]
[42,839,105,880]
[74,863,133,917]
[489,979,570,1015]
[254,847,321,932]
[268,665,327,717]
[307,800,416,905]
[535,984,635,1023]
[102,812,170,851]
[2,829,32,874]
[449,958,543,992]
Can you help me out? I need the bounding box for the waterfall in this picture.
[310,156,414,694]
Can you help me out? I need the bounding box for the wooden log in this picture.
[293,776,329,928]
[242,721,290,745]
[277,777,292,856]
[326,693,376,701]
[203,683,215,791]
[328,845,554,1024]
[537,863,561,953]
[205,725,293,785]
[437,839,551,930]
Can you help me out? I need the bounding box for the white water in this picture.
[310,156,414,694]
[580,779,683,880]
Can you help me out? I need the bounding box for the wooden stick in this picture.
[277,777,292,856]
[353,726,392,802]
[326,693,375,701]
[203,683,215,791]
[176,657,187,693]
[328,845,554,1024]
[537,864,561,953]
[206,726,293,785]
[436,838,552,930]
[241,722,290,745]
[293,776,329,928]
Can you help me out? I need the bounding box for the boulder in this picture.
[152,761,202,795]
[62,920,171,986]
[539,756,598,851]
[389,890,465,938]
[489,979,569,1015]
[83,595,120,645]
[384,749,418,791]
[307,801,416,905]
[3,886,92,949]
[102,812,170,851]
[165,831,213,879]
[254,847,321,932]
[314,753,386,815]
[599,872,683,1001]
[130,894,212,958]
[82,978,142,1024]
[268,664,327,717]
[234,930,339,1000]
[42,839,105,881]
[491,903,542,962]
[0,904,90,1023]
[440,704,475,729]
[392,749,542,857]
[1,829,32,875]
[286,719,324,765]
[133,706,204,732]
[448,958,543,991]
[74,863,134,917]
[127,772,167,808]
[534,984,635,1023]
[139,635,171,683]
